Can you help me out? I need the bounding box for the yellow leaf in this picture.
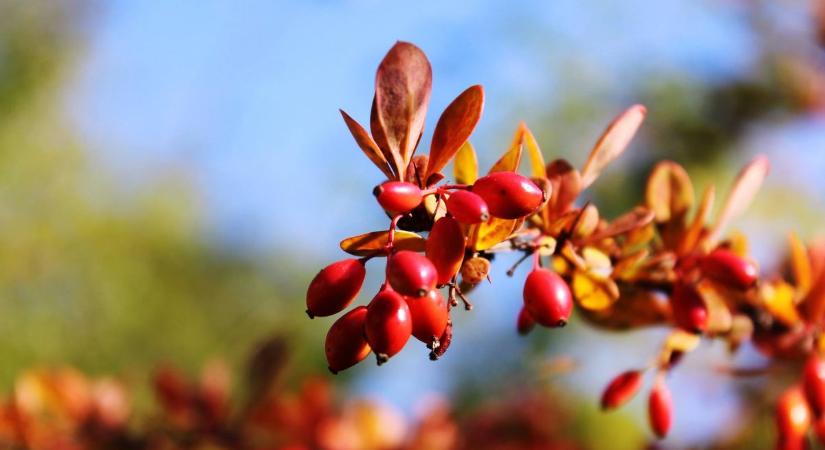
[488,124,524,173]
[472,217,521,251]
[645,160,694,223]
[663,330,701,353]
[572,271,618,311]
[789,232,812,295]
[582,247,612,280]
[453,141,478,185]
[523,125,545,178]
[761,280,802,327]
[340,230,426,256]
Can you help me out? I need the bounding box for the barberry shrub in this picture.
[308,41,825,446]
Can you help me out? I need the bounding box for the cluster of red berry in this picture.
[308,40,825,445]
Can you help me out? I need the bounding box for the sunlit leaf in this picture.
[374,42,433,174]
[760,280,802,327]
[426,85,484,179]
[572,271,618,311]
[340,230,426,256]
[697,282,733,334]
[789,232,812,295]
[706,155,770,246]
[582,247,612,279]
[645,161,694,223]
[340,110,395,179]
[370,95,401,176]
[580,104,646,189]
[453,141,479,185]
[658,330,701,367]
[545,159,582,218]
[488,124,524,173]
[472,217,522,251]
[523,125,545,179]
[572,204,600,239]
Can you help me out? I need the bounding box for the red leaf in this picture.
[340,110,395,179]
[374,42,432,178]
[425,85,484,179]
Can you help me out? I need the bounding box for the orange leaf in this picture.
[340,110,395,179]
[706,155,770,247]
[523,125,546,179]
[789,232,812,296]
[583,207,655,244]
[545,159,582,219]
[678,185,715,255]
[488,124,524,173]
[374,42,432,176]
[472,217,522,251]
[580,104,646,189]
[453,141,478,185]
[426,85,484,179]
[340,230,426,256]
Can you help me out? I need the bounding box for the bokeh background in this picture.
[2,1,825,448]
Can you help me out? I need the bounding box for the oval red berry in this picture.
[325,306,371,374]
[648,379,672,439]
[365,290,413,362]
[517,306,536,336]
[523,268,573,327]
[472,172,544,219]
[671,282,707,334]
[306,259,366,318]
[445,190,489,224]
[601,370,643,411]
[405,289,449,344]
[425,217,466,286]
[387,251,438,297]
[699,248,758,290]
[374,181,423,213]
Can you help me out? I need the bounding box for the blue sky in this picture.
[63,1,825,445]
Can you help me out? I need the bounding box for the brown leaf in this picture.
[374,42,432,176]
[426,85,484,179]
[645,161,694,223]
[706,155,770,247]
[340,230,426,256]
[488,124,524,173]
[583,207,655,244]
[340,110,395,179]
[580,104,646,189]
[453,141,478,185]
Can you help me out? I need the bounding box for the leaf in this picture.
[340,230,426,256]
[545,159,582,218]
[340,110,395,179]
[374,42,432,175]
[658,330,701,367]
[583,207,655,244]
[678,186,715,255]
[426,85,484,179]
[645,161,694,223]
[453,141,478,185]
[370,95,400,176]
[760,280,802,327]
[488,124,524,173]
[472,217,521,251]
[572,271,619,311]
[788,232,812,295]
[580,104,646,189]
[706,155,770,246]
[523,125,546,178]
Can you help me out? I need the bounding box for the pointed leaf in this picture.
[340,230,426,256]
[678,186,715,255]
[340,110,395,179]
[789,232,812,295]
[760,280,802,327]
[580,104,646,189]
[370,95,400,176]
[706,155,770,246]
[374,42,432,174]
[489,124,524,173]
[453,141,478,185]
[472,217,522,251]
[426,85,484,179]
[523,125,546,178]
[583,207,655,244]
[546,159,582,218]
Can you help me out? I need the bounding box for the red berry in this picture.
[814,415,825,446]
[516,306,536,335]
[365,290,413,363]
[804,354,825,417]
[601,370,643,411]
[776,386,812,442]
[699,248,758,290]
[445,190,489,224]
[405,289,449,344]
[306,259,366,318]
[471,172,545,219]
[523,268,573,327]
[373,181,423,213]
[425,217,466,286]
[648,379,673,439]
[671,282,707,333]
[325,306,371,374]
[387,251,438,297]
